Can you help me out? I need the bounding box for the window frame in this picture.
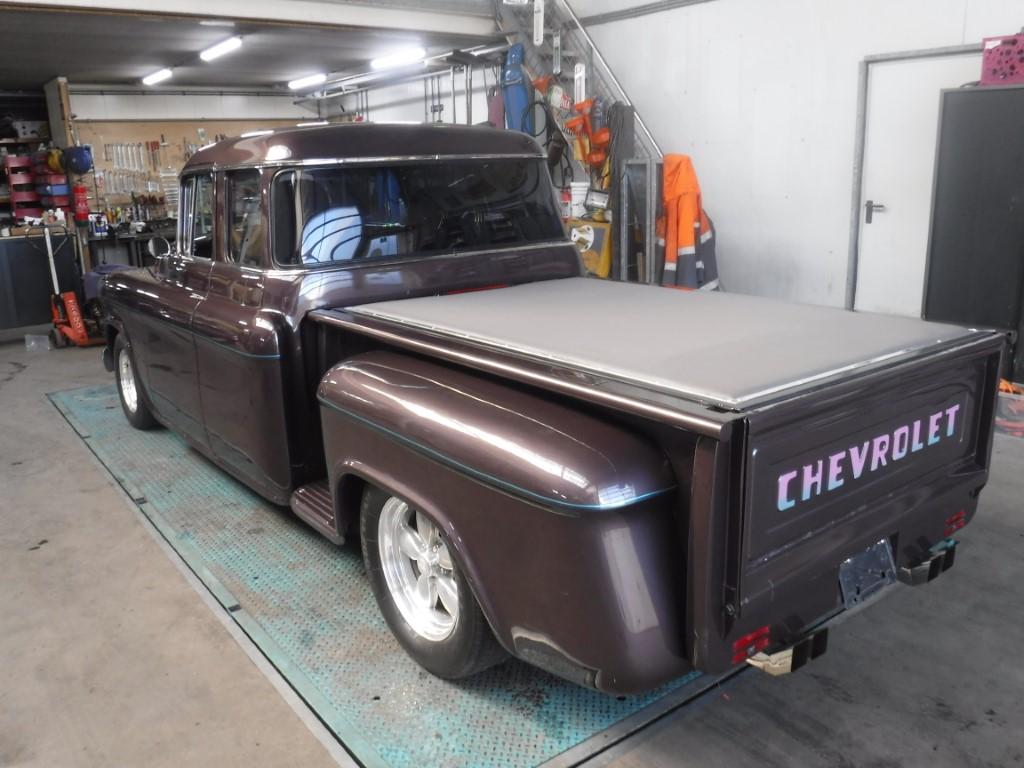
[223,168,267,269]
[267,161,567,272]
[178,171,216,261]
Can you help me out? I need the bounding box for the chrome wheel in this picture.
[118,347,138,414]
[378,497,459,642]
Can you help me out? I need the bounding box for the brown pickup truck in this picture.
[100,123,1002,695]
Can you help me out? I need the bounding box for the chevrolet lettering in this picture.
[777,402,964,512]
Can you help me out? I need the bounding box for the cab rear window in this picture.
[271,159,564,267]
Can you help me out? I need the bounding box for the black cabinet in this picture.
[923,85,1024,377]
[0,233,78,330]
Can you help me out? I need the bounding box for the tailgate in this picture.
[738,334,1001,621]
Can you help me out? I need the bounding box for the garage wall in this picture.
[570,0,1023,306]
[69,91,309,121]
[332,77,492,125]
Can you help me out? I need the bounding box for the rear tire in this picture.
[113,334,159,430]
[360,485,506,679]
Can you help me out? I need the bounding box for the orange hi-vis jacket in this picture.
[657,154,718,289]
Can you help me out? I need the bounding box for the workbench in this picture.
[88,231,162,268]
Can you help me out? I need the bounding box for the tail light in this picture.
[731,625,771,665]
[945,510,967,537]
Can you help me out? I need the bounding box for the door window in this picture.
[178,177,195,253]
[179,173,215,259]
[225,170,265,267]
[191,173,215,260]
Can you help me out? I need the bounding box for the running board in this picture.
[290,480,343,545]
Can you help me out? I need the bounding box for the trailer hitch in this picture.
[897,538,957,587]
[746,628,829,677]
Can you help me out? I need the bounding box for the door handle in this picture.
[864,200,886,224]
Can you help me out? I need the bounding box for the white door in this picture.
[854,53,982,317]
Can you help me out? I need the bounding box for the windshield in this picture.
[271,159,565,267]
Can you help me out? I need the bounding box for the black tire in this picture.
[360,485,506,679]
[113,334,160,430]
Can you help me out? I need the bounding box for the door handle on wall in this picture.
[864,200,887,224]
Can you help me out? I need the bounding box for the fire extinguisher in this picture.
[73,184,89,225]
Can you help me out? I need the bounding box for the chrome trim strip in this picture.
[193,333,281,360]
[345,308,1001,411]
[263,239,574,275]
[186,152,545,174]
[319,396,676,513]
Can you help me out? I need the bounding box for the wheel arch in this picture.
[332,463,510,652]
[102,315,125,372]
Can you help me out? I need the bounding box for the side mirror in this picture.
[147,236,172,258]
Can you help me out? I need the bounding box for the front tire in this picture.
[360,486,506,679]
[113,334,159,430]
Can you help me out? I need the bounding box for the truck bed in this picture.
[313,276,1003,678]
[345,277,984,411]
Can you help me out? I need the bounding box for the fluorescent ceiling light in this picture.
[199,19,235,27]
[370,47,426,70]
[200,36,242,62]
[240,129,274,138]
[296,121,328,127]
[142,68,173,86]
[288,73,327,90]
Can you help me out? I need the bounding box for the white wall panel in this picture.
[571,0,1024,306]
[70,91,308,121]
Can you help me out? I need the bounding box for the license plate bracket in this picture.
[838,538,897,609]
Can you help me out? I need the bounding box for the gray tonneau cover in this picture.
[346,277,980,410]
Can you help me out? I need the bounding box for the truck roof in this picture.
[182,122,545,172]
[344,277,989,411]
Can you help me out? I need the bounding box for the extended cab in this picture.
[100,123,1002,694]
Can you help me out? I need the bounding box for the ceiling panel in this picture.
[0,8,495,90]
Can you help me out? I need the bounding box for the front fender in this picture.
[317,351,692,693]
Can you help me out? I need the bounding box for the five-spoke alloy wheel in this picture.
[360,485,506,679]
[113,334,159,430]
[378,496,460,641]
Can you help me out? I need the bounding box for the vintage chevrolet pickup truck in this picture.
[100,123,1002,694]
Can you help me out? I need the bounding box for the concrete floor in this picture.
[0,343,337,768]
[2,341,1022,767]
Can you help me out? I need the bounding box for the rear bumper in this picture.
[716,490,976,675]
[897,537,957,586]
[743,537,959,677]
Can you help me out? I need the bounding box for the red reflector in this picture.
[944,510,967,537]
[731,625,771,665]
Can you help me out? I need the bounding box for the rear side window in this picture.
[271,159,564,267]
[226,169,265,267]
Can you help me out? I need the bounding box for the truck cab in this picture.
[102,124,581,503]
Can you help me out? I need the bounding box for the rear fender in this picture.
[317,351,692,692]
[318,351,677,530]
